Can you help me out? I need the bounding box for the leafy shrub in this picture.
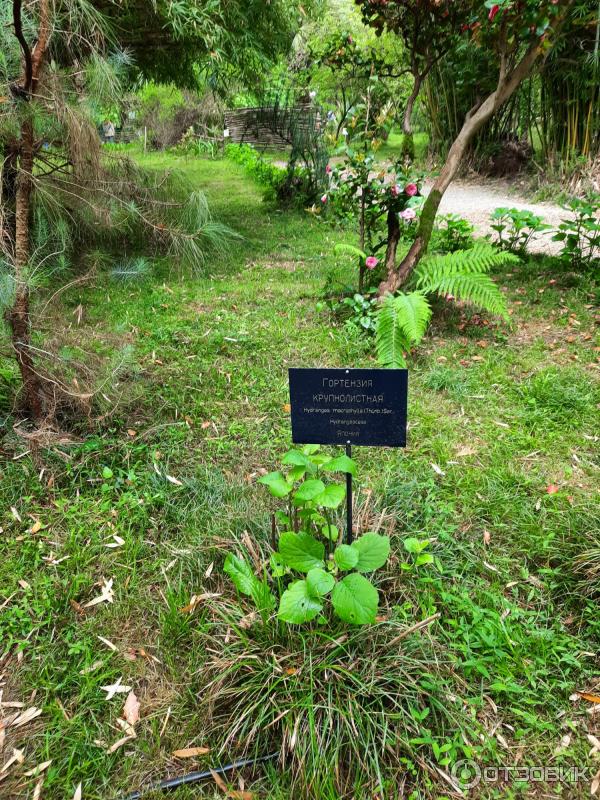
[552,195,600,270]
[225,143,316,206]
[490,207,551,254]
[432,213,475,252]
[224,446,390,625]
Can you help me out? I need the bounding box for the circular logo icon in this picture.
[451,759,482,789]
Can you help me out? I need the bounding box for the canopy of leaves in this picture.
[94,0,321,89]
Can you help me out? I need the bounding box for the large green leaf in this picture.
[223,553,257,597]
[306,567,335,597]
[322,454,357,477]
[334,544,359,571]
[318,483,346,509]
[282,449,314,470]
[258,471,292,498]
[278,580,323,623]
[331,573,379,624]
[351,533,390,572]
[279,532,325,573]
[294,479,326,504]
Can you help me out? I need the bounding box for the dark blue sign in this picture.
[288,368,408,448]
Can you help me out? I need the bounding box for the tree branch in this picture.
[12,0,33,93]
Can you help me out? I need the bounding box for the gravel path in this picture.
[430,178,567,255]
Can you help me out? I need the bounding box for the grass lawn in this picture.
[1,152,599,800]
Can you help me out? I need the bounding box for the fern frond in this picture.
[424,272,509,319]
[417,245,519,282]
[375,292,432,369]
[334,243,367,261]
[415,245,516,320]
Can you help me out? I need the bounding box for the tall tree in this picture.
[1,1,229,424]
[356,1,470,159]
[95,0,320,88]
[357,0,577,294]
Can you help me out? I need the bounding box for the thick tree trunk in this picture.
[379,43,542,296]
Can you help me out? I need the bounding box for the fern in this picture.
[376,292,432,369]
[333,243,367,261]
[415,245,517,321]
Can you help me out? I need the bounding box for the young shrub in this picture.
[490,207,551,255]
[432,213,475,253]
[224,446,390,626]
[205,448,481,798]
[552,195,600,271]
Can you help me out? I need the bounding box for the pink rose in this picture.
[321,194,328,203]
[325,164,332,175]
[401,208,416,221]
[404,183,418,196]
[391,184,400,197]
[488,4,500,21]
[365,256,378,270]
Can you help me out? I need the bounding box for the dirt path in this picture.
[430,178,567,255]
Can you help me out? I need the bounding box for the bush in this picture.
[432,213,475,253]
[225,144,318,206]
[136,82,222,150]
[490,207,551,255]
[552,195,600,271]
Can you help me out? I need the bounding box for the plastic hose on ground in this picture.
[122,752,280,799]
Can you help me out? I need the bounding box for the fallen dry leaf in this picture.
[101,677,131,701]
[24,760,52,777]
[28,520,43,534]
[483,529,491,546]
[546,484,559,494]
[1,748,24,773]
[122,691,140,727]
[73,782,82,800]
[166,474,183,486]
[106,734,135,754]
[578,692,600,704]
[172,747,210,758]
[84,578,114,608]
[430,463,445,476]
[97,635,118,651]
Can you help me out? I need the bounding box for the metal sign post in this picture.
[288,368,408,544]
[345,442,353,544]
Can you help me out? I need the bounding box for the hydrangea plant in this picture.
[224,446,390,625]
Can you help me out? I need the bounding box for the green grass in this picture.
[0,152,599,799]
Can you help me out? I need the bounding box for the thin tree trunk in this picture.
[401,74,421,159]
[9,119,43,421]
[7,0,51,422]
[383,207,400,285]
[379,42,543,296]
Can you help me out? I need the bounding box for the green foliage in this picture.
[552,195,600,270]
[432,213,475,253]
[375,291,432,368]
[415,245,516,320]
[490,207,552,255]
[225,143,317,205]
[226,446,391,625]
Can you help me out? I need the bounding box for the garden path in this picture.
[432,178,566,255]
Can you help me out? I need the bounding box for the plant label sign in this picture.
[288,368,408,448]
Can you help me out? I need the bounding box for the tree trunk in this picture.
[401,74,421,161]
[383,207,401,287]
[380,43,542,296]
[9,118,44,422]
[7,0,51,422]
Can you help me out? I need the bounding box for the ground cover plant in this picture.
[0,151,599,799]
